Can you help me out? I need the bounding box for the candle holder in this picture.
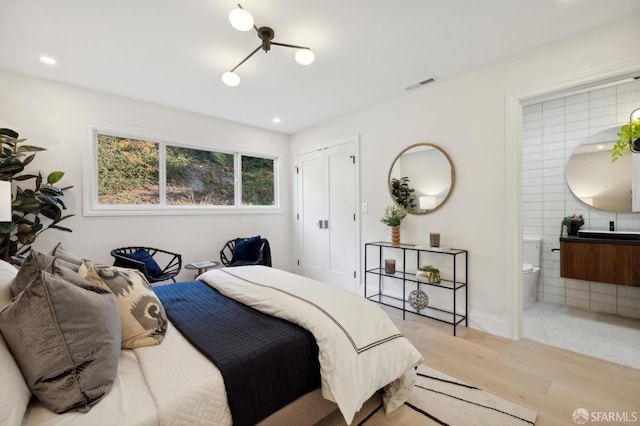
[384,259,396,274]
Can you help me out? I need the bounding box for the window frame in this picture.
[83,123,280,216]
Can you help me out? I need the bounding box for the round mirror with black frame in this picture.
[388,143,455,215]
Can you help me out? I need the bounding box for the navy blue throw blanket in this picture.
[153,280,321,426]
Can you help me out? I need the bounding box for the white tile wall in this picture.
[522,79,640,319]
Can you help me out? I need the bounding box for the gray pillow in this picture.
[52,258,99,289]
[10,250,89,297]
[10,250,54,296]
[0,270,121,414]
[50,243,83,272]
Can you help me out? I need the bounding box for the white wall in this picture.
[0,71,292,281]
[523,79,640,318]
[290,13,640,336]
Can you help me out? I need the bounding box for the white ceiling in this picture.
[2,0,639,134]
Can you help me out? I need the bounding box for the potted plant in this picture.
[0,127,73,263]
[380,205,407,245]
[417,265,441,284]
[390,177,416,210]
[611,116,640,162]
[562,214,584,237]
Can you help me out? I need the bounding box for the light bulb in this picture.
[229,8,254,32]
[222,72,240,86]
[39,56,56,65]
[295,49,315,65]
[0,181,11,222]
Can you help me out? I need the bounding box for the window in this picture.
[241,155,275,206]
[97,135,160,205]
[165,146,235,206]
[86,129,278,215]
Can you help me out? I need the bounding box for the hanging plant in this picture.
[0,127,74,262]
[611,118,640,162]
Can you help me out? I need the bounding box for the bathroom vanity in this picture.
[560,231,640,286]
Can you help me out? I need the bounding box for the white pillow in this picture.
[0,259,18,307]
[0,260,31,426]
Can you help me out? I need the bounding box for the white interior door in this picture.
[325,144,357,290]
[298,150,327,281]
[296,141,358,292]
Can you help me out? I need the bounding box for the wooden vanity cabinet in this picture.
[560,238,640,286]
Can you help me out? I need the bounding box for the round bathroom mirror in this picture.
[388,143,455,214]
[566,126,635,212]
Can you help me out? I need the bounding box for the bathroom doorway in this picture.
[516,72,640,370]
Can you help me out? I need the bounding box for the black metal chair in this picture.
[110,246,182,283]
[220,237,272,267]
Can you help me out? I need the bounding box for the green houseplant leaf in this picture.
[0,127,74,261]
[380,205,407,227]
[390,176,416,210]
[612,119,640,162]
[47,171,64,185]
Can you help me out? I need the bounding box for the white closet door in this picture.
[298,150,327,281]
[325,143,357,291]
[296,141,358,293]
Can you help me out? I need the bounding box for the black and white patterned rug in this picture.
[317,364,537,425]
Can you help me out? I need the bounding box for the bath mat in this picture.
[316,363,537,425]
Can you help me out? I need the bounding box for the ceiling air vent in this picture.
[405,77,437,91]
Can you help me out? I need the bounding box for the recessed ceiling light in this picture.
[273,117,281,124]
[597,145,605,149]
[39,56,56,65]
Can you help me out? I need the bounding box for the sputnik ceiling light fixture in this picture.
[222,3,315,86]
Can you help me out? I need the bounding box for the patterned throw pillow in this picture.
[79,262,168,349]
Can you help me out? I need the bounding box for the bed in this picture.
[0,257,423,426]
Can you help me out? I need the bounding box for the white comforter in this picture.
[23,323,232,426]
[199,266,424,424]
[20,266,422,426]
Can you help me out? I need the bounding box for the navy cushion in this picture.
[122,250,162,277]
[232,236,262,263]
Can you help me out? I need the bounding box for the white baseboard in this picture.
[363,287,510,339]
[467,310,508,338]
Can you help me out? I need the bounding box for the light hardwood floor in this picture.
[385,306,640,426]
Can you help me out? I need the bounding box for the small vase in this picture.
[391,226,400,246]
[569,222,583,236]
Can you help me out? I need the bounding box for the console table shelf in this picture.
[364,241,468,336]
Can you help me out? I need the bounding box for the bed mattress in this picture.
[17,265,422,425]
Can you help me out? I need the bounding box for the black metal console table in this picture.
[364,241,468,336]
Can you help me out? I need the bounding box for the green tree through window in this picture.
[96,133,277,208]
[242,155,275,206]
[97,135,159,204]
[166,146,234,205]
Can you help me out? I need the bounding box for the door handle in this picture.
[323,220,328,229]
[318,220,323,229]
